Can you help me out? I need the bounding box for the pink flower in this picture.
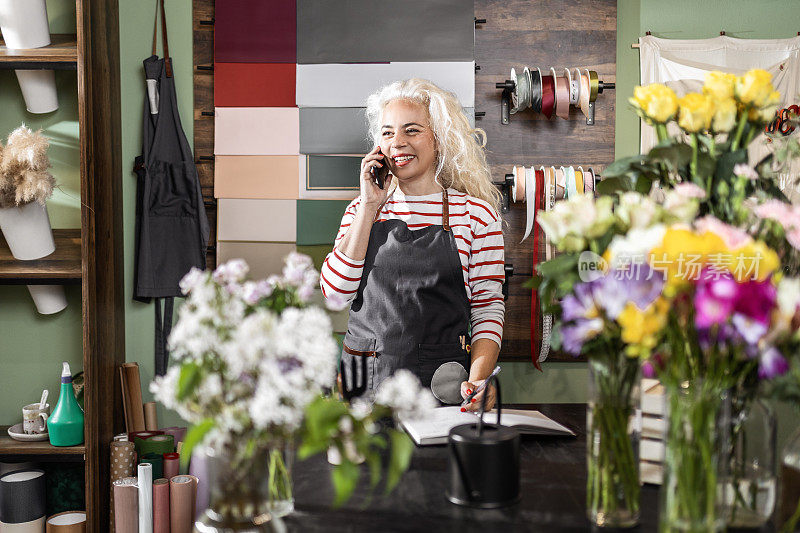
[753,200,800,230]
[733,164,759,181]
[673,182,707,199]
[787,227,800,251]
[694,216,751,249]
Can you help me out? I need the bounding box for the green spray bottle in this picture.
[48,362,84,446]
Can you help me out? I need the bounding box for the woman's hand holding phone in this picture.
[360,146,390,212]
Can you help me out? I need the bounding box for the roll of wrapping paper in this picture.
[163,453,180,480]
[170,475,198,533]
[113,434,128,442]
[129,430,164,445]
[553,68,569,120]
[144,402,158,431]
[45,511,86,533]
[140,453,164,480]
[160,426,187,447]
[540,71,554,119]
[131,431,168,457]
[152,479,170,533]
[138,463,153,533]
[120,363,146,433]
[531,167,544,371]
[521,166,536,242]
[113,477,138,533]
[0,463,38,476]
[110,440,136,531]
[530,67,542,113]
[135,434,174,459]
[0,517,46,531]
[0,470,46,527]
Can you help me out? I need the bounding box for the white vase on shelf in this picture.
[0,201,67,315]
[0,0,59,114]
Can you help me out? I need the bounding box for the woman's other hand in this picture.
[360,146,391,210]
[460,380,496,412]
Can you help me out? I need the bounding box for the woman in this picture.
[320,78,504,411]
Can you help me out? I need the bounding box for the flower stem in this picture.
[731,113,748,151]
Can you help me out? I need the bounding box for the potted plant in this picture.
[0,124,65,314]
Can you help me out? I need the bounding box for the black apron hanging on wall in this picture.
[133,0,209,376]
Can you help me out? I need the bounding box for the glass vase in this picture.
[586,354,641,528]
[780,426,800,531]
[660,381,730,533]
[194,439,294,532]
[721,396,777,528]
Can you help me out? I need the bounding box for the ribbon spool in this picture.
[521,167,536,242]
[575,167,584,195]
[586,167,597,196]
[530,67,542,113]
[570,68,582,106]
[511,165,525,203]
[579,70,591,120]
[587,69,599,102]
[510,67,532,115]
[554,68,569,120]
[540,71,555,119]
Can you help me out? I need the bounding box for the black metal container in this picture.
[446,376,520,508]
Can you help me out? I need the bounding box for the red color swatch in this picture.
[214,63,296,107]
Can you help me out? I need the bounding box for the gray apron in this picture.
[133,0,209,376]
[342,189,470,397]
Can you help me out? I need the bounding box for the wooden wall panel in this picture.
[474,0,617,362]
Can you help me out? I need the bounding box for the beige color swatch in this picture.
[217,199,297,242]
[215,156,300,199]
[214,107,299,155]
[217,242,297,279]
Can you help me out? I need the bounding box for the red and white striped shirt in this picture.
[320,188,505,346]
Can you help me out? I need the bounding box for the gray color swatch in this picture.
[297,0,474,64]
[307,156,361,190]
[299,107,476,155]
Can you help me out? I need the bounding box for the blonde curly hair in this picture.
[365,78,501,214]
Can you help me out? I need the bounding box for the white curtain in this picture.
[638,35,800,200]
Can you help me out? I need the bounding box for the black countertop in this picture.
[286,404,662,532]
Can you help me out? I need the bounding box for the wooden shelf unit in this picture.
[0,2,125,532]
[0,426,85,457]
[0,34,78,70]
[0,229,81,283]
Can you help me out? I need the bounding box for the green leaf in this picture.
[179,418,215,470]
[634,174,654,195]
[696,151,717,180]
[648,143,693,169]
[366,451,382,489]
[176,362,202,401]
[523,275,541,290]
[536,253,579,278]
[602,156,646,177]
[548,323,562,350]
[331,460,360,507]
[715,149,747,182]
[595,176,633,195]
[385,429,414,495]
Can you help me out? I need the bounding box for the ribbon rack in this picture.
[496,67,614,125]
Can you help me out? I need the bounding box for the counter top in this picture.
[286,404,662,532]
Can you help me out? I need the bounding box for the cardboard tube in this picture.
[135,434,174,458]
[163,453,180,480]
[138,463,153,533]
[109,440,136,531]
[144,402,158,431]
[152,479,170,533]
[170,475,198,533]
[0,470,46,524]
[113,477,138,533]
[120,363,146,433]
[159,427,187,446]
[46,511,86,532]
[140,453,164,480]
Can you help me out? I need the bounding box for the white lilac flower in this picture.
[297,283,315,303]
[537,194,615,252]
[213,259,249,285]
[617,192,658,229]
[349,399,372,420]
[663,188,701,223]
[179,267,207,294]
[338,416,354,434]
[374,369,437,420]
[282,252,314,285]
[605,225,666,269]
[325,291,350,312]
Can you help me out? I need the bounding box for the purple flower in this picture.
[731,313,768,345]
[759,347,789,379]
[562,283,597,322]
[561,318,603,355]
[695,287,736,328]
[733,278,776,326]
[642,359,656,378]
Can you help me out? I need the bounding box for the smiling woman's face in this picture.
[379,99,437,185]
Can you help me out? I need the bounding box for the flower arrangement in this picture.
[535,68,800,530]
[151,255,434,522]
[0,124,55,208]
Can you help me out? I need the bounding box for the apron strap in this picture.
[442,189,450,231]
[154,297,174,376]
[151,0,173,78]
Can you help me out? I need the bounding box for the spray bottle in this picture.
[48,362,84,446]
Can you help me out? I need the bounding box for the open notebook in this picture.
[398,406,576,446]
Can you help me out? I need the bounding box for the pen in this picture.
[460,365,501,408]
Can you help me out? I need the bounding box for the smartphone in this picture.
[370,148,390,190]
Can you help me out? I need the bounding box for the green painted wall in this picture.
[0,0,82,425]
